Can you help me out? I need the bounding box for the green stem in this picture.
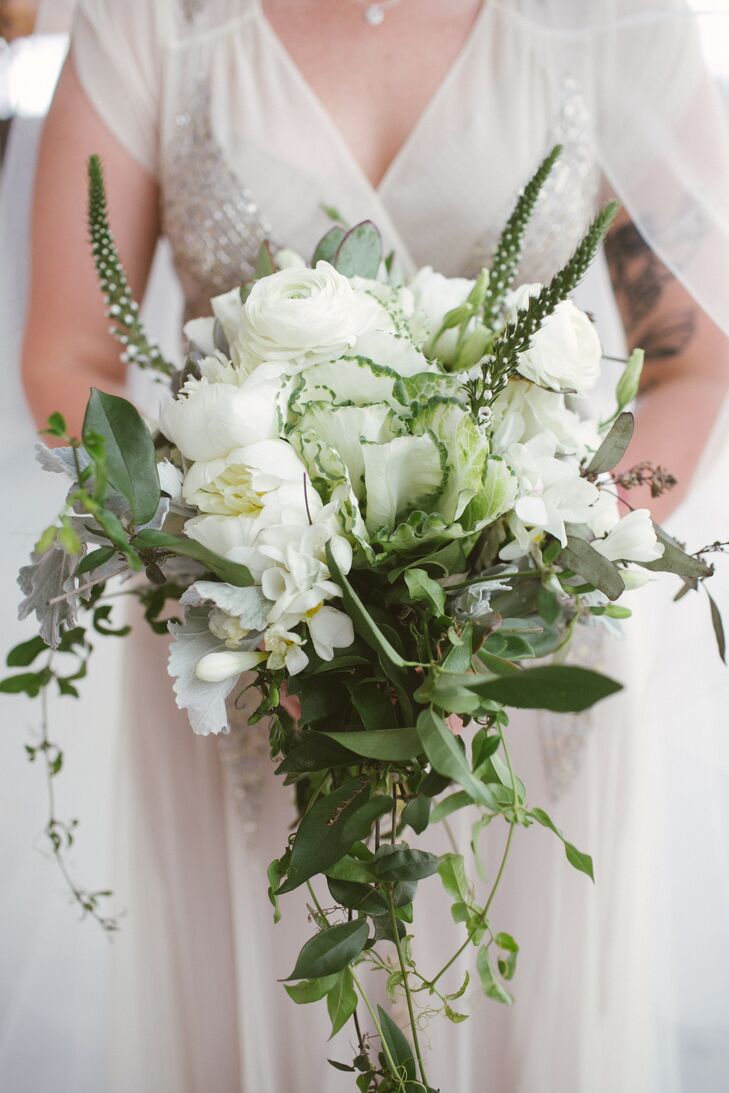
[350,968,406,1091]
[386,883,430,1089]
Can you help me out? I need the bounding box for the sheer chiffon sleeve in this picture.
[70,0,164,175]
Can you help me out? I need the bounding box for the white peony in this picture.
[592,509,664,563]
[182,439,313,519]
[236,261,381,369]
[160,369,280,463]
[504,284,602,394]
[184,513,271,578]
[408,266,476,364]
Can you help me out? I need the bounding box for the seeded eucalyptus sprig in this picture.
[87,155,174,377]
[466,200,620,419]
[481,144,562,326]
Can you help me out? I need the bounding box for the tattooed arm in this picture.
[605,206,729,523]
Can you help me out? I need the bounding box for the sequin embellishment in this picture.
[162,80,274,317]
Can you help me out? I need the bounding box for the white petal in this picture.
[195,649,266,683]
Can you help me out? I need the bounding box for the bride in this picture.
[15,1,729,1090]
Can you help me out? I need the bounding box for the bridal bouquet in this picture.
[7,149,723,1090]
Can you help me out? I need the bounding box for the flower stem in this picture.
[386,881,430,1089]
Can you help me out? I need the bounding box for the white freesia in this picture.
[264,625,309,675]
[408,266,475,364]
[195,648,266,683]
[208,609,254,648]
[259,522,352,625]
[308,605,355,661]
[184,514,270,578]
[236,261,381,369]
[160,370,279,462]
[592,509,664,563]
[504,284,601,394]
[506,435,599,547]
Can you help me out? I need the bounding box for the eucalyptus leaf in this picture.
[587,411,634,474]
[287,918,370,980]
[641,525,712,579]
[312,225,346,266]
[83,389,160,524]
[560,535,625,601]
[333,220,383,279]
[706,588,727,664]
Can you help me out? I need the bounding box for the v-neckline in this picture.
[256,2,492,198]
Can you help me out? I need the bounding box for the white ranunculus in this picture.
[504,284,601,394]
[236,261,381,369]
[592,509,664,563]
[195,648,266,683]
[160,370,279,462]
[182,439,313,518]
[408,266,475,364]
[308,605,354,661]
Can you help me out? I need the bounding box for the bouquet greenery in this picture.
[7,148,725,1091]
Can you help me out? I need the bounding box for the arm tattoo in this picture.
[605,221,696,361]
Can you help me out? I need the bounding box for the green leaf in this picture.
[327,878,389,916]
[416,709,499,809]
[325,856,378,886]
[437,853,469,903]
[325,542,410,669]
[133,529,253,587]
[373,847,440,882]
[476,946,513,1005]
[254,240,276,278]
[495,932,519,981]
[706,588,727,665]
[287,918,369,980]
[312,225,346,266]
[333,220,383,279]
[326,967,358,1039]
[642,526,713,579]
[322,729,423,762]
[430,791,471,824]
[6,635,48,668]
[376,1005,417,1083]
[403,567,446,616]
[401,795,431,835]
[587,411,635,474]
[278,780,391,894]
[530,807,594,881]
[560,535,625,601]
[428,665,622,713]
[285,974,340,1005]
[441,623,474,673]
[82,389,160,524]
[276,733,356,774]
[0,668,52,697]
[76,546,116,577]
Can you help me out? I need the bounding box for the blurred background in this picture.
[1,2,729,1092]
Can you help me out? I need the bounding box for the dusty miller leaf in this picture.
[18,541,83,648]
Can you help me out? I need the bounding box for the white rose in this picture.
[505,284,601,394]
[160,369,280,462]
[236,261,380,369]
[408,266,475,364]
[592,509,664,563]
[491,380,600,458]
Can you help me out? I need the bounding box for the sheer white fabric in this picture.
[2,0,729,1090]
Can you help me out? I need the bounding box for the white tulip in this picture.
[592,509,664,563]
[504,284,602,394]
[236,261,381,369]
[195,648,266,683]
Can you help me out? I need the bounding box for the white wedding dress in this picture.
[3,1,729,1091]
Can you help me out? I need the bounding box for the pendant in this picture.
[364,5,385,26]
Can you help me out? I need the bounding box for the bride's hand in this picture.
[605,205,729,524]
[21,56,160,441]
